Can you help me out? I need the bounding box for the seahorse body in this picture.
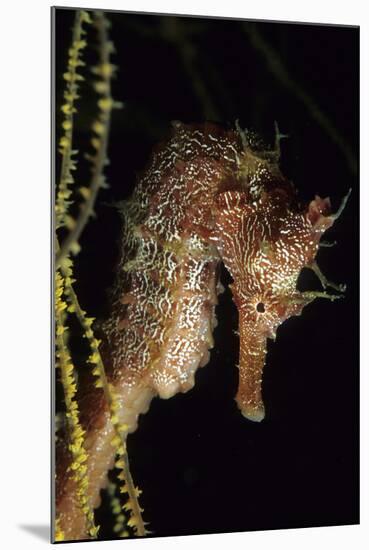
[56,121,340,539]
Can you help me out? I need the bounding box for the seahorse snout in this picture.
[235,309,268,422]
[240,402,265,423]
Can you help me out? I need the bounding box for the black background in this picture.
[55,7,359,540]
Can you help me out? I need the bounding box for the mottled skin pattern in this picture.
[56,121,340,539]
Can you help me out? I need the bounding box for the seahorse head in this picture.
[211,183,338,422]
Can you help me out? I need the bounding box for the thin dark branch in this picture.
[243,23,357,175]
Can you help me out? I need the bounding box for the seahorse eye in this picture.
[256,302,265,313]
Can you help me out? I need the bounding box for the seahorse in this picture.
[55,120,347,540]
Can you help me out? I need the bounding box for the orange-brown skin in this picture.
[56,121,340,539]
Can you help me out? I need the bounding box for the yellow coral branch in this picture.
[107,481,130,537]
[55,10,144,539]
[55,271,99,539]
[59,254,148,537]
[116,446,148,536]
[56,11,120,268]
[55,10,91,229]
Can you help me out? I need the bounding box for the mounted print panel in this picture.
[52,7,359,543]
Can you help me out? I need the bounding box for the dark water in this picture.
[54,8,359,540]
